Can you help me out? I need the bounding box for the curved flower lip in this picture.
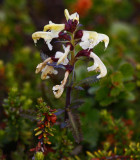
[32,31,57,50]
[52,71,69,98]
[88,52,107,79]
[52,85,64,99]
[55,45,70,65]
[43,21,65,32]
[41,65,58,80]
[32,22,65,50]
[64,9,79,22]
[35,57,52,74]
[35,57,58,80]
[79,31,109,50]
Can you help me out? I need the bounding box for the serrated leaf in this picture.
[66,110,82,143]
[76,75,99,86]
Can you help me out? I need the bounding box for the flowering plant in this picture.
[32,9,109,99]
[31,9,109,159]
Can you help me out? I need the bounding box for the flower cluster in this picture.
[30,106,57,154]
[32,9,109,98]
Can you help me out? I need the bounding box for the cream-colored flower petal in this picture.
[55,45,70,65]
[41,65,54,80]
[32,31,52,42]
[52,71,69,98]
[43,22,65,32]
[70,12,79,21]
[45,40,52,50]
[35,63,44,74]
[32,31,60,50]
[96,33,109,49]
[55,51,64,58]
[79,41,90,50]
[87,52,107,79]
[80,31,109,50]
[64,9,70,21]
[64,9,79,22]
[81,31,90,41]
[35,58,52,74]
[52,85,64,98]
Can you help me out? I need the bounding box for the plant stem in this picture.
[65,86,71,120]
[70,32,75,65]
[64,32,75,120]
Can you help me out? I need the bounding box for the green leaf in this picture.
[119,63,134,81]
[124,82,136,91]
[66,111,82,143]
[111,71,124,88]
[96,86,110,101]
[100,97,114,106]
[110,87,121,97]
[125,92,135,101]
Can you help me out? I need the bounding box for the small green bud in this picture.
[35,152,44,160]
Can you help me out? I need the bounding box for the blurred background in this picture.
[0,0,140,159]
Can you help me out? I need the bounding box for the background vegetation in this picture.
[0,0,140,159]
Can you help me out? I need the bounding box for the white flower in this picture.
[52,71,69,98]
[64,9,79,22]
[55,45,70,65]
[32,21,65,50]
[87,52,107,79]
[79,31,109,50]
[35,57,58,80]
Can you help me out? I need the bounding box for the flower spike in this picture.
[32,9,109,98]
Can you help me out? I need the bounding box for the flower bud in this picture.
[59,31,71,41]
[66,42,74,51]
[65,19,78,33]
[74,30,83,39]
[76,49,92,57]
